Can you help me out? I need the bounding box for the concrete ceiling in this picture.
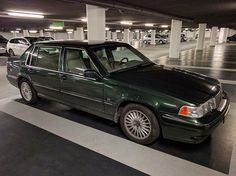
[0,0,235,31]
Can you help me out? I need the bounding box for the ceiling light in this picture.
[49,26,63,30]
[116,30,121,32]
[67,31,73,34]
[81,18,87,22]
[160,25,169,28]
[84,29,88,32]
[10,30,19,33]
[145,23,154,27]
[16,28,21,31]
[29,30,37,33]
[8,12,44,19]
[66,29,74,32]
[120,21,133,25]
[44,28,53,31]
[105,27,110,31]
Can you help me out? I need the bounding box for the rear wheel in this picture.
[19,78,38,104]
[9,49,14,57]
[120,104,160,145]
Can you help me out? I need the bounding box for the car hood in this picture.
[109,64,221,104]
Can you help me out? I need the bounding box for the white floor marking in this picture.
[166,65,236,72]
[0,99,228,176]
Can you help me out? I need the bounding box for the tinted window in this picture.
[21,46,33,64]
[10,39,17,43]
[30,47,39,66]
[25,37,39,44]
[18,39,28,45]
[64,48,96,75]
[36,47,61,70]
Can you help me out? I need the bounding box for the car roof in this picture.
[35,40,125,47]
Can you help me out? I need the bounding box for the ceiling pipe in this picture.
[61,0,193,22]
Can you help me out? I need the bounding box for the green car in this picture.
[7,41,230,145]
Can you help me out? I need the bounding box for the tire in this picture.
[120,104,160,145]
[9,49,14,57]
[19,78,38,104]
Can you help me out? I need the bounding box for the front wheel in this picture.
[120,104,160,145]
[19,78,38,104]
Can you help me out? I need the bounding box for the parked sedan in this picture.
[0,35,8,54]
[143,34,168,44]
[7,41,230,145]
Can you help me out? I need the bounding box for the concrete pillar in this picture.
[23,30,29,37]
[210,27,218,46]
[107,31,112,41]
[140,32,144,42]
[86,4,105,42]
[12,31,17,37]
[129,31,133,44]
[196,23,206,50]
[151,30,156,45]
[112,32,117,41]
[124,29,130,44]
[223,28,229,42]
[218,28,228,43]
[136,31,140,40]
[169,19,182,58]
[39,30,44,37]
[74,27,84,40]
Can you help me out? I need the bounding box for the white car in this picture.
[6,37,38,56]
[0,35,8,54]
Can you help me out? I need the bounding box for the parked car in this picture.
[143,34,168,44]
[7,41,230,145]
[0,35,8,55]
[227,34,236,42]
[6,36,54,56]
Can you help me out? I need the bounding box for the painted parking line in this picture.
[166,65,236,72]
[0,99,227,176]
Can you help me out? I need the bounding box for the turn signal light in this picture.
[178,106,188,116]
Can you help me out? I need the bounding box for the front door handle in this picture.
[60,74,67,80]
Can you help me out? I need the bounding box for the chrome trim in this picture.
[33,83,59,92]
[217,99,227,112]
[61,90,103,103]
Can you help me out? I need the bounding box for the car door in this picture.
[11,39,20,55]
[18,38,30,56]
[25,45,61,98]
[60,47,104,114]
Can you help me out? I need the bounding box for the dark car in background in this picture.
[227,34,236,42]
[0,35,8,55]
[6,40,230,145]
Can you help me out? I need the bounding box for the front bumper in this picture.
[161,92,230,144]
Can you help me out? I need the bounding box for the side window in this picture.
[36,47,61,70]
[21,46,33,64]
[64,48,96,75]
[9,39,15,43]
[18,39,28,45]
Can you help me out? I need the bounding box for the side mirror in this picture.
[84,70,102,80]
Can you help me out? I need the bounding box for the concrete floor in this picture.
[0,42,235,176]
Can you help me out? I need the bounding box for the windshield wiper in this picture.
[111,62,154,73]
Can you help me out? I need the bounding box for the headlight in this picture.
[178,98,216,118]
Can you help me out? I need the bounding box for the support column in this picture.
[86,4,105,42]
[39,30,44,37]
[23,30,29,37]
[196,23,206,50]
[169,19,182,58]
[218,28,228,43]
[74,27,84,40]
[129,31,133,44]
[12,31,17,37]
[210,27,218,46]
[124,29,130,44]
[106,31,111,41]
[223,28,229,42]
[112,32,117,41]
[136,31,140,40]
[151,30,156,45]
[140,31,144,42]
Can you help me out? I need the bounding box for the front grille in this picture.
[214,90,222,109]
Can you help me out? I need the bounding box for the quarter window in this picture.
[64,48,96,75]
[35,47,61,70]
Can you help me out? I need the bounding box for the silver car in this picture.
[143,34,168,44]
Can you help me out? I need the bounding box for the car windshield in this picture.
[91,44,152,73]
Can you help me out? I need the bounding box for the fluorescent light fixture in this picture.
[105,27,110,31]
[8,12,44,19]
[29,30,37,33]
[185,28,189,30]
[135,30,139,32]
[44,28,53,31]
[81,18,87,22]
[67,31,73,34]
[84,29,88,32]
[160,25,169,28]
[148,30,152,32]
[66,29,74,32]
[10,30,19,33]
[116,30,121,32]
[49,26,63,30]
[16,28,21,30]
[120,21,133,25]
[145,23,154,27]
